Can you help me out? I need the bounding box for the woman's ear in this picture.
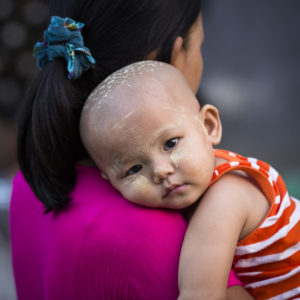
[200,104,222,145]
[170,36,185,71]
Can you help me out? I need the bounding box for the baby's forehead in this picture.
[86,62,164,107]
[83,60,189,115]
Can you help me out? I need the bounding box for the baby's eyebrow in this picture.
[151,124,180,142]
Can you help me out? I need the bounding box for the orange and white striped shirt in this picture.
[211,149,300,299]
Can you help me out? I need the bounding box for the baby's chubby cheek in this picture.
[122,175,154,205]
[170,144,185,168]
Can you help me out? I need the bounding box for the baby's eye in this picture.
[164,138,179,151]
[126,164,143,176]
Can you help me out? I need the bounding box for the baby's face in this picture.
[98,99,217,210]
[81,61,221,209]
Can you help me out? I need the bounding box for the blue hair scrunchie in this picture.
[33,16,96,79]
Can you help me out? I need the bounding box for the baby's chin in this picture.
[127,193,200,210]
[159,198,200,210]
[130,201,190,210]
[166,193,202,210]
[168,200,199,210]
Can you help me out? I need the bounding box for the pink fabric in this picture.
[10,165,241,300]
[228,270,242,287]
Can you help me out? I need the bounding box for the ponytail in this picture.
[18,60,91,211]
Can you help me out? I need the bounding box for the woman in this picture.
[10,0,253,299]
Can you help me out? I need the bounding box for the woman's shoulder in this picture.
[64,166,187,299]
[11,168,187,299]
[12,166,187,251]
[75,166,188,246]
[11,167,187,299]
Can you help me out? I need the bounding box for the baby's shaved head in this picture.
[81,60,192,113]
[80,60,199,168]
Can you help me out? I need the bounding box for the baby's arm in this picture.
[227,285,254,300]
[178,172,268,300]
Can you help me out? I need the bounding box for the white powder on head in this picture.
[110,111,135,132]
[170,145,185,168]
[83,60,166,113]
[132,174,150,190]
[123,174,152,196]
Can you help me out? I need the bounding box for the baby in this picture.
[80,61,300,300]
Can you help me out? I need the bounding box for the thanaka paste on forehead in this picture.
[110,111,136,133]
[83,60,166,112]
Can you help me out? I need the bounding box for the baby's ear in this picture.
[101,172,109,181]
[200,104,222,145]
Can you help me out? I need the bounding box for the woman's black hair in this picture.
[18,0,202,212]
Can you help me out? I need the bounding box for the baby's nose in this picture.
[153,161,175,184]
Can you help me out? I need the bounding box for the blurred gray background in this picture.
[0,0,299,299]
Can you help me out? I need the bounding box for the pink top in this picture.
[10,165,241,300]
